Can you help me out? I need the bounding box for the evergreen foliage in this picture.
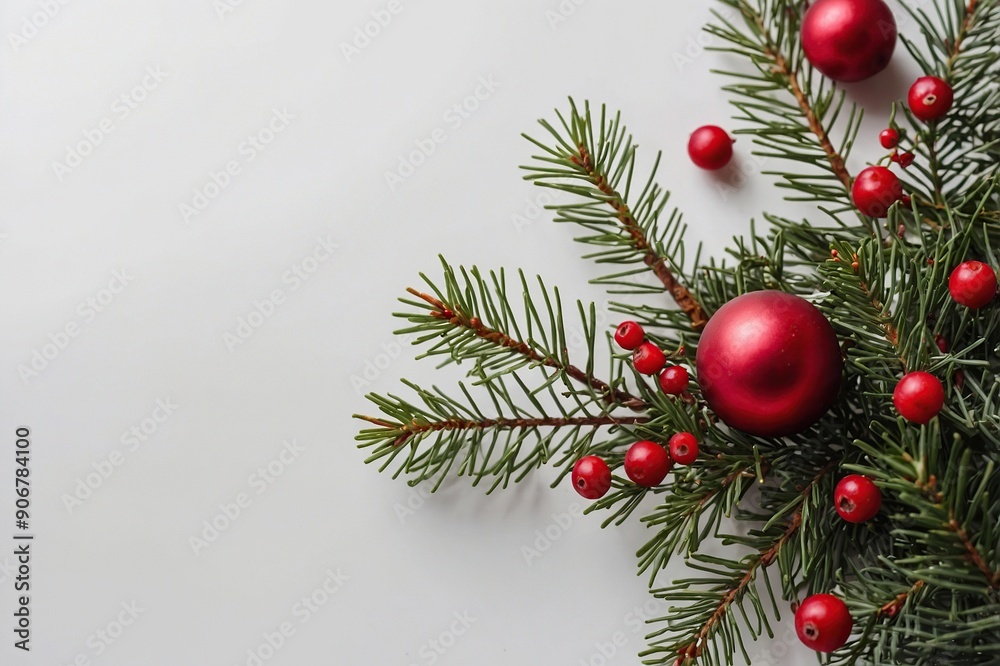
[356,1,1000,662]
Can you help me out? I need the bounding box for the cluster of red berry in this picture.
[852,75,954,218]
[570,321,700,501]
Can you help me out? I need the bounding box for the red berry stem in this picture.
[406,287,648,410]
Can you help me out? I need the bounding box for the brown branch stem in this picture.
[677,513,802,661]
[676,461,835,659]
[355,413,650,447]
[571,146,709,330]
[406,288,649,411]
[949,515,1000,590]
[879,580,925,618]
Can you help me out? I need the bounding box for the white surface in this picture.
[0,1,917,664]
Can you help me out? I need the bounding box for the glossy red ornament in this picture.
[695,291,842,437]
[614,320,645,350]
[801,0,897,82]
[795,594,853,653]
[571,456,612,500]
[908,76,954,122]
[624,441,671,487]
[834,475,882,523]
[668,432,699,466]
[633,342,666,375]
[687,125,733,170]
[852,166,903,217]
[878,128,899,149]
[893,371,945,424]
[658,365,689,395]
[948,261,998,309]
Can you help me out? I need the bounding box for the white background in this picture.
[0,1,921,664]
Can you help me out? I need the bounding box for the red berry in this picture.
[668,432,699,466]
[893,371,945,424]
[614,320,645,350]
[658,365,689,395]
[687,125,733,170]
[852,166,903,218]
[890,151,915,168]
[623,441,672,487]
[834,475,882,523]
[949,261,998,309]
[633,342,666,375]
[908,75,954,122]
[800,0,897,82]
[878,128,899,149]
[934,334,949,354]
[795,594,853,653]
[571,456,612,500]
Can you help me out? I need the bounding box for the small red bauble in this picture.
[893,371,945,424]
[687,125,733,170]
[614,320,646,350]
[834,475,882,523]
[695,291,842,437]
[624,441,672,487]
[878,128,899,149]
[658,365,689,395]
[668,432,699,466]
[633,342,666,375]
[801,0,897,82]
[795,594,853,653]
[908,76,954,122]
[852,166,903,217]
[948,260,998,309]
[571,456,612,500]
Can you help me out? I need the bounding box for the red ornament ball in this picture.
[834,475,882,523]
[795,594,853,653]
[878,128,899,149]
[668,432,699,466]
[614,320,645,350]
[687,125,733,170]
[695,291,842,437]
[633,342,666,375]
[658,365,689,395]
[852,166,903,217]
[624,441,671,487]
[801,0,897,82]
[908,75,954,122]
[949,260,997,309]
[893,371,945,424]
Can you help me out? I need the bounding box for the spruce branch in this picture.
[522,100,710,330]
[355,377,652,492]
[403,285,647,411]
[708,0,861,208]
[671,513,802,664]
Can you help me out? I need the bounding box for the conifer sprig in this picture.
[355,0,1000,663]
[521,100,710,330]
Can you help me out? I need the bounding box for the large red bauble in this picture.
[801,0,897,82]
[696,291,842,436]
